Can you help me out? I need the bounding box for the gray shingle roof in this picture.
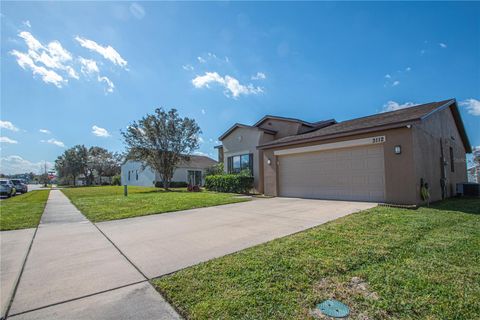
[259,99,456,148]
[177,155,217,169]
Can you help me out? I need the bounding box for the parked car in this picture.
[10,179,28,194]
[0,179,17,198]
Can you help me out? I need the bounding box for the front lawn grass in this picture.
[62,186,249,222]
[0,190,50,231]
[153,198,480,319]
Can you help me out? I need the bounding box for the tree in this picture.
[55,145,88,186]
[87,147,122,184]
[122,108,201,189]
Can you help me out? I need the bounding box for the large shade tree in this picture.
[122,108,201,189]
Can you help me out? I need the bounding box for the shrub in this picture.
[205,163,225,176]
[205,174,254,194]
[155,181,189,188]
[112,175,121,186]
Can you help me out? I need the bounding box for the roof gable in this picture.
[218,123,276,141]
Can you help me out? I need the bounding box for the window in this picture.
[227,153,253,174]
[136,170,138,180]
[449,147,454,172]
[128,171,131,181]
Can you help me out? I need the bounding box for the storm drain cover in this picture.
[316,299,350,318]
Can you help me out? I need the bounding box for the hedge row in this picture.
[205,174,254,194]
[155,181,189,188]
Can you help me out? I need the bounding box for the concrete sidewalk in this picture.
[7,190,179,319]
[0,229,35,319]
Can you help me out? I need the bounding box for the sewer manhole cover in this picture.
[316,299,350,318]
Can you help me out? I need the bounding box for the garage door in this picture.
[278,144,385,202]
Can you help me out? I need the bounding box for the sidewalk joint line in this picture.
[7,280,148,318]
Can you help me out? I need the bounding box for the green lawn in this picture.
[0,190,50,231]
[153,198,480,320]
[62,186,250,222]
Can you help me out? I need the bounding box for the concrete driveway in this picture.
[97,197,377,278]
[2,192,376,319]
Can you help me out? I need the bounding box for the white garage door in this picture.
[278,144,385,202]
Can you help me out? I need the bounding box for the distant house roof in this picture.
[218,123,277,141]
[258,99,472,152]
[177,155,217,169]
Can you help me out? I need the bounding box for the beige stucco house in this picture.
[217,99,471,205]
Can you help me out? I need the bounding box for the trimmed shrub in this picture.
[205,174,254,194]
[112,175,121,186]
[155,181,189,188]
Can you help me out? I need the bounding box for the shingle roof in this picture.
[253,115,333,128]
[177,155,217,169]
[259,99,466,149]
[218,123,276,141]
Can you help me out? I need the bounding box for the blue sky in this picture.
[1,1,479,174]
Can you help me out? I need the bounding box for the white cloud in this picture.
[192,72,263,98]
[182,64,194,71]
[0,120,19,132]
[97,76,114,93]
[0,155,54,175]
[18,31,43,51]
[75,36,127,68]
[92,125,111,137]
[39,129,51,134]
[129,2,145,19]
[439,43,447,48]
[392,80,400,86]
[10,49,66,87]
[41,138,65,147]
[23,20,31,28]
[197,56,206,63]
[384,74,391,79]
[201,108,206,115]
[459,98,480,116]
[382,101,417,112]
[77,57,114,93]
[198,136,205,143]
[251,72,266,80]
[0,136,18,144]
[406,67,411,71]
[78,57,99,74]
[10,31,79,86]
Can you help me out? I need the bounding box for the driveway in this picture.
[97,197,377,278]
[3,192,376,319]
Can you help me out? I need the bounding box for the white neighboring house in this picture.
[121,155,217,187]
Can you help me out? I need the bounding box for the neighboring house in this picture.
[217,99,471,205]
[121,155,217,187]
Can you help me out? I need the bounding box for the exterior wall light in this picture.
[267,158,271,165]
[394,145,401,154]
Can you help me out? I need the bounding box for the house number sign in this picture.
[372,136,386,144]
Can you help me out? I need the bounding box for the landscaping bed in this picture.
[153,198,480,319]
[0,190,50,231]
[62,186,250,222]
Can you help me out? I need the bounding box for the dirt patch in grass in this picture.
[309,276,384,320]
